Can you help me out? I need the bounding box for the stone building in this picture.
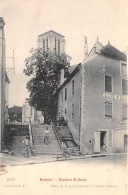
[55,64,81,145]
[0,17,6,150]
[37,30,65,54]
[5,72,10,122]
[22,99,44,124]
[55,38,127,154]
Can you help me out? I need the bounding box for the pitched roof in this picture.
[38,30,65,38]
[68,64,78,74]
[100,43,126,61]
[5,71,10,83]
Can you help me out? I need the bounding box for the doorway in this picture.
[93,130,108,153]
[124,134,128,152]
[100,131,107,150]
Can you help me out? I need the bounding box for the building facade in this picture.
[56,64,81,145]
[5,72,10,122]
[22,99,44,124]
[0,17,6,151]
[56,40,127,154]
[80,43,127,154]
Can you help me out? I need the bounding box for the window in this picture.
[30,106,33,117]
[46,37,48,51]
[65,109,67,114]
[122,104,127,121]
[54,37,57,52]
[72,104,74,119]
[65,88,67,101]
[72,80,74,95]
[61,91,63,102]
[58,39,60,53]
[121,63,127,76]
[43,39,45,53]
[122,79,127,94]
[105,101,112,118]
[105,75,112,92]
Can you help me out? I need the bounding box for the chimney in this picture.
[84,36,88,60]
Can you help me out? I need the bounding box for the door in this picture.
[124,134,128,152]
[93,131,100,153]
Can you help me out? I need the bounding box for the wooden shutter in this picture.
[105,101,112,118]
[122,104,127,120]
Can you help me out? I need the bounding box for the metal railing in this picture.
[51,120,62,150]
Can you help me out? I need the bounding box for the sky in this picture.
[0,0,127,107]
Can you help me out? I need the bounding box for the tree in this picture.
[23,48,70,123]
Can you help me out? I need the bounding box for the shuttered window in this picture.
[122,79,127,94]
[72,104,74,119]
[61,91,63,102]
[65,88,67,101]
[46,37,48,51]
[72,80,74,95]
[55,37,57,52]
[122,104,127,121]
[43,39,45,52]
[121,63,127,76]
[105,75,112,92]
[58,39,60,53]
[105,101,112,118]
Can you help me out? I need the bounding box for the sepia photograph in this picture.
[0,0,127,195]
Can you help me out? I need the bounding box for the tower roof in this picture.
[38,30,65,38]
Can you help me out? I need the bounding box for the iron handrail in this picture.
[51,120,62,150]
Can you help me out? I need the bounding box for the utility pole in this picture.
[12,49,15,74]
[6,49,15,73]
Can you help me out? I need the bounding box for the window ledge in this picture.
[104,117,112,120]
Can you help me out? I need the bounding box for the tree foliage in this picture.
[23,48,70,122]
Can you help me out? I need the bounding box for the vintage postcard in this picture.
[0,0,127,195]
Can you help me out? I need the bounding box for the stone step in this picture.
[32,125,52,129]
[32,136,57,140]
[33,141,60,145]
[33,134,56,139]
[33,145,61,150]
[32,133,56,136]
[33,148,62,154]
[65,148,79,152]
[34,151,62,155]
[32,131,52,133]
[31,124,62,155]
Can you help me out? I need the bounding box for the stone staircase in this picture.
[56,126,80,155]
[31,125,62,155]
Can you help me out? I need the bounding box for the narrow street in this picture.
[0,154,127,195]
